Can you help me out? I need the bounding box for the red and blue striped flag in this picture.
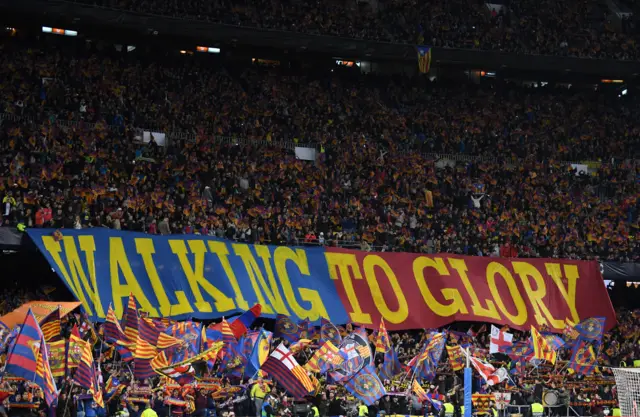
[123,294,139,342]
[104,305,126,343]
[6,309,50,384]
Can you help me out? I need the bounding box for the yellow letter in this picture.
[233,244,290,316]
[362,255,408,324]
[41,236,104,318]
[413,257,468,317]
[448,258,500,320]
[325,252,372,324]
[110,238,158,318]
[486,262,527,326]
[545,263,580,325]
[208,241,249,311]
[168,240,235,313]
[512,261,564,328]
[273,247,329,321]
[135,238,193,317]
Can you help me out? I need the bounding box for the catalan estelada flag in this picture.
[416,46,432,74]
[123,293,139,342]
[39,307,61,342]
[412,380,428,402]
[374,319,391,353]
[531,326,556,364]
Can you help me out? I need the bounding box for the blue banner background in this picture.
[27,229,349,324]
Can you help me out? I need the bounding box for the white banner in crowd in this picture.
[295,146,317,161]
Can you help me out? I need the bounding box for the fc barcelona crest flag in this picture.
[416,46,432,74]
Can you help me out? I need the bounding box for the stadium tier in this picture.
[0,7,637,417]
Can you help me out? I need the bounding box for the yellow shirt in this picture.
[251,383,270,400]
[141,409,158,417]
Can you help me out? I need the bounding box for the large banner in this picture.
[26,229,616,332]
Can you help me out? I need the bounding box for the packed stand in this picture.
[0,300,634,417]
[68,0,640,60]
[0,35,639,262]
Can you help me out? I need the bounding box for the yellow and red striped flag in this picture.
[374,319,391,353]
[39,308,61,342]
[531,326,556,364]
[305,341,343,373]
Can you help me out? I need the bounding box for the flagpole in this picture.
[464,348,472,417]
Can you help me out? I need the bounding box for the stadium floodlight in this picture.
[42,26,77,36]
[196,46,221,54]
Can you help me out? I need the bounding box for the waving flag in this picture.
[290,339,312,354]
[531,326,556,364]
[139,318,181,350]
[5,309,48,383]
[39,308,61,342]
[468,355,508,386]
[574,317,606,343]
[305,341,343,374]
[380,345,401,380]
[542,333,566,351]
[275,315,301,343]
[245,329,272,377]
[73,337,94,389]
[319,318,342,346]
[220,318,236,346]
[505,341,533,362]
[344,365,386,405]
[262,343,313,399]
[228,304,261,338]
[151,351,196,385]
[569,339,597,376]
[35,331,59,406]
[123,294,139,342]
[412,380,429,402]
[446,345,465,371]
[374,319,391,353]
[104,305,126,343]
[489,325,513,354]
[104,376,125,402]
[165,321,202,362]
[47,339,67,377]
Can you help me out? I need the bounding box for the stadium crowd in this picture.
[70,0,640,60]
[0,34,639,262]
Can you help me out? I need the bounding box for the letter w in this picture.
[41,236,105,318]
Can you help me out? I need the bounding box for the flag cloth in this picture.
[91,362,104,408]
[5,309,48,383]
[47,340,67,377]
[468,355,508,386]
[446,345,465,371]
[39,308,61,342]
[245,329,272,377]
[531,326,557,364]
[165,321,202,361]
[261,343,313,399]
[416,46,432,74]
[380,345,401,380]
[290,339,312,354]
[139,318,182,350]
[563,320,580,345]
[374,319,391,353]
[67,333,86,369]
[319,318,342,346]
[569,339,597,376]
[275,314,301,343]
[123,294,139,342]
[228,304,261,338]
[505,341,534,362]
[35,332,59,406]
[152,342,223,385]
[73,337,94,389]
[305,341,342,374]
[343,365,386,406]
[542,333,566,351]
[489,325,513,354]
[104,305,126,343]
[104,376,125,402]
[574,317,606,343]
[220,318,236,347]
[78,311,98,345]
[412,380,429,402]
[151,351,196,385]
